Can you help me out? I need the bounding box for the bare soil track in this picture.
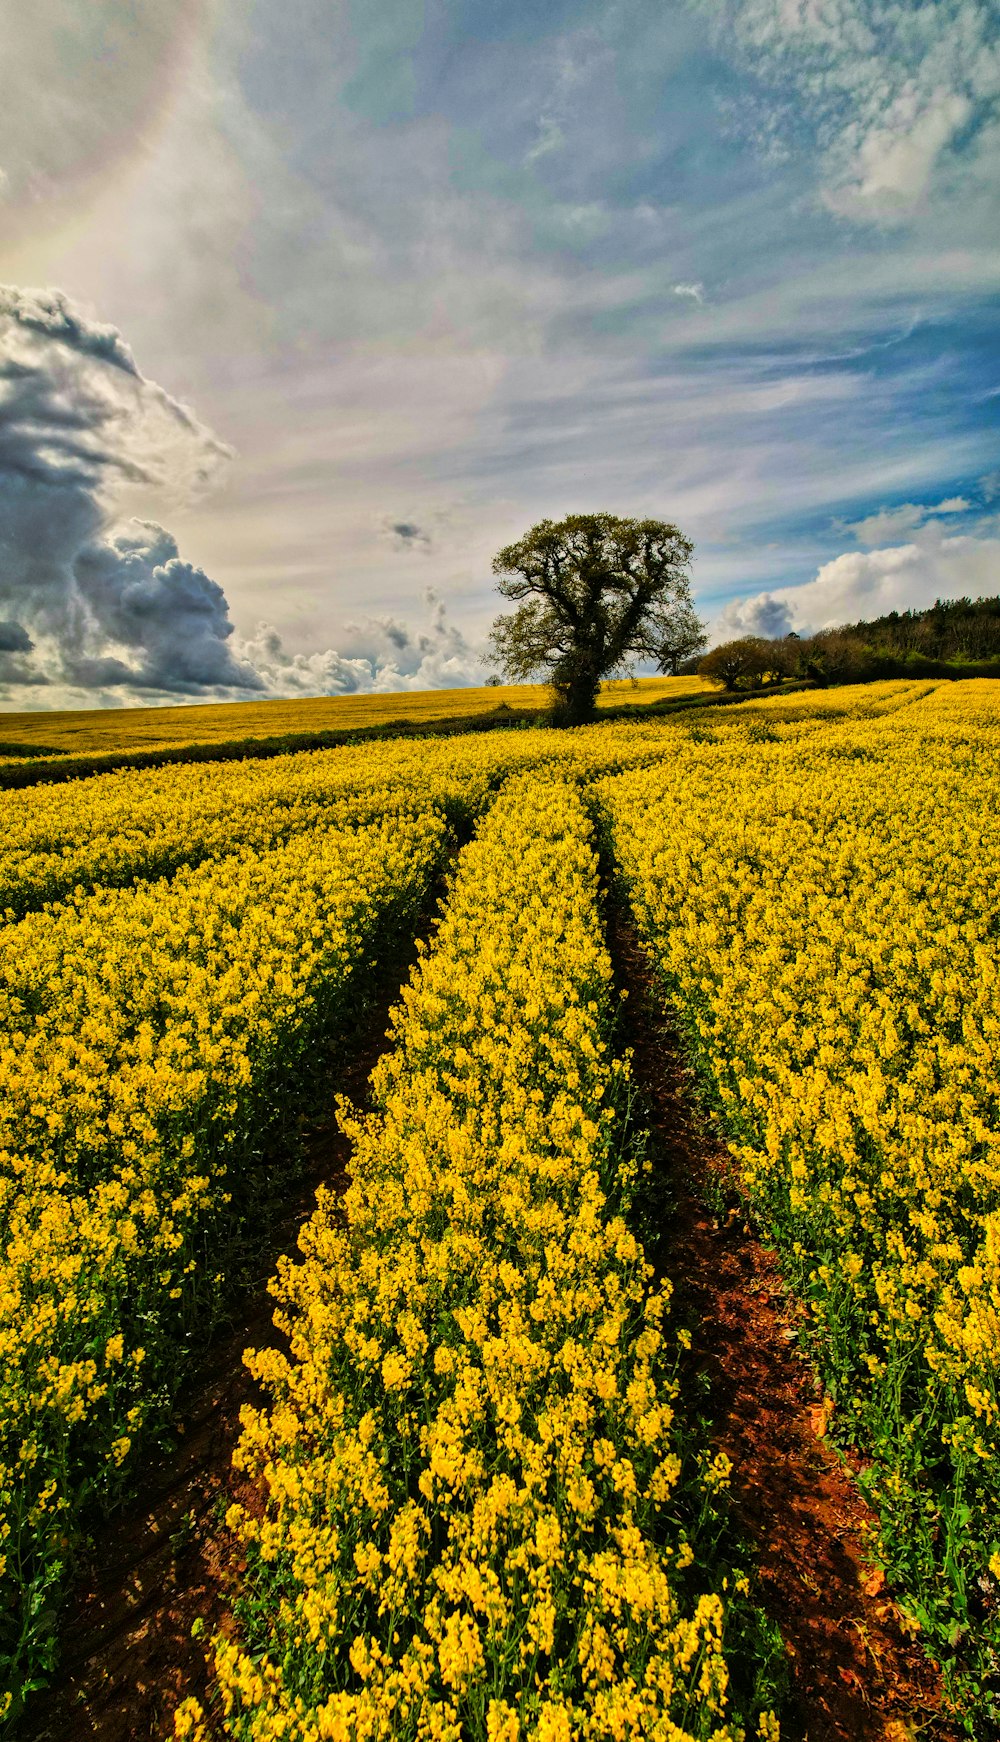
[22,970,404,1742]
[24,896,957,1742]
[608,902,956,1742]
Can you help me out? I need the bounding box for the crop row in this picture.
[0,721,619,920]
[174,778,771,1742]
[0,744,474,922]
[0,677,970,1729]
[0,679,932,922]
[0,811,447,1722]
[599,680,1000,1721]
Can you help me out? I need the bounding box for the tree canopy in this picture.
[488,512,702,723]
[698,636,796,691]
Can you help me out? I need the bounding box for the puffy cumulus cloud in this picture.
[66,521,263,694]
[716,591,795,639]
[672,283,706,303]
[345,591,487,693]
[0,284,252,703]
[713,520,1000,641]
[234,593,487,700]
[0,514,264,699]
[235,622,374,697]
[699,0,1000,223]
[374,613,485,692]
[0,283,491,709]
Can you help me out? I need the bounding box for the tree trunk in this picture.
[552,666,600,725]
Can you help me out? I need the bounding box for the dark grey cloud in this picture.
[382,517,432,550]
[0,285,489,706]
[0,284,256,697]
[69,522,264,693]
[0,658,47,689]
[0,621,33,653]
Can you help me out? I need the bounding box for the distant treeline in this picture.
[842,593,1000,661]
[692,594,1000,690]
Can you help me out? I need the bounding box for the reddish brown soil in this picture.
[609,903,956,1742]
[23,979,400,1742]
[25,900,957,1742]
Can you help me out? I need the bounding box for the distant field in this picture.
[0,675,709,756]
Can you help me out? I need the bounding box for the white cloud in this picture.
[713,521,1000,640]
[716,591,795,638]
[231,593,487,702]
[354,593,486,692]
[700,0,1000,224]
[672,282,705,303]
[526,114,566,164]
[828,90,974,223]
[843,495,971,545]
[234,622,374,697]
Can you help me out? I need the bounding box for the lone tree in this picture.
[488,512,702,724]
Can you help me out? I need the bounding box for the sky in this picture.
[0,0,998,708]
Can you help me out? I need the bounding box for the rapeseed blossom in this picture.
[600,679,1000,1707]
[179,778,763,1740]
[0,809,446,1715]
[0,675,948,1725]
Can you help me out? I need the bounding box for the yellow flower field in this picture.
[0,713,669,918]
[0,674,997,1732]
[0,675,707,759]
[1,711,732,1719]
[175,777,767,1742]
[0,810,446,1720]
[599,680,1000,1712]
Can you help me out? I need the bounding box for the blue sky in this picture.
[0,0,997,704]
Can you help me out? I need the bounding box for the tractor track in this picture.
[22,953,417,1742]
[607,898,955,1742]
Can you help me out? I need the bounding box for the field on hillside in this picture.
[1,678,998,1740]
[0,675,707,758]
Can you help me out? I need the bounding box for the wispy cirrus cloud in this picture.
[0,0,997,709]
